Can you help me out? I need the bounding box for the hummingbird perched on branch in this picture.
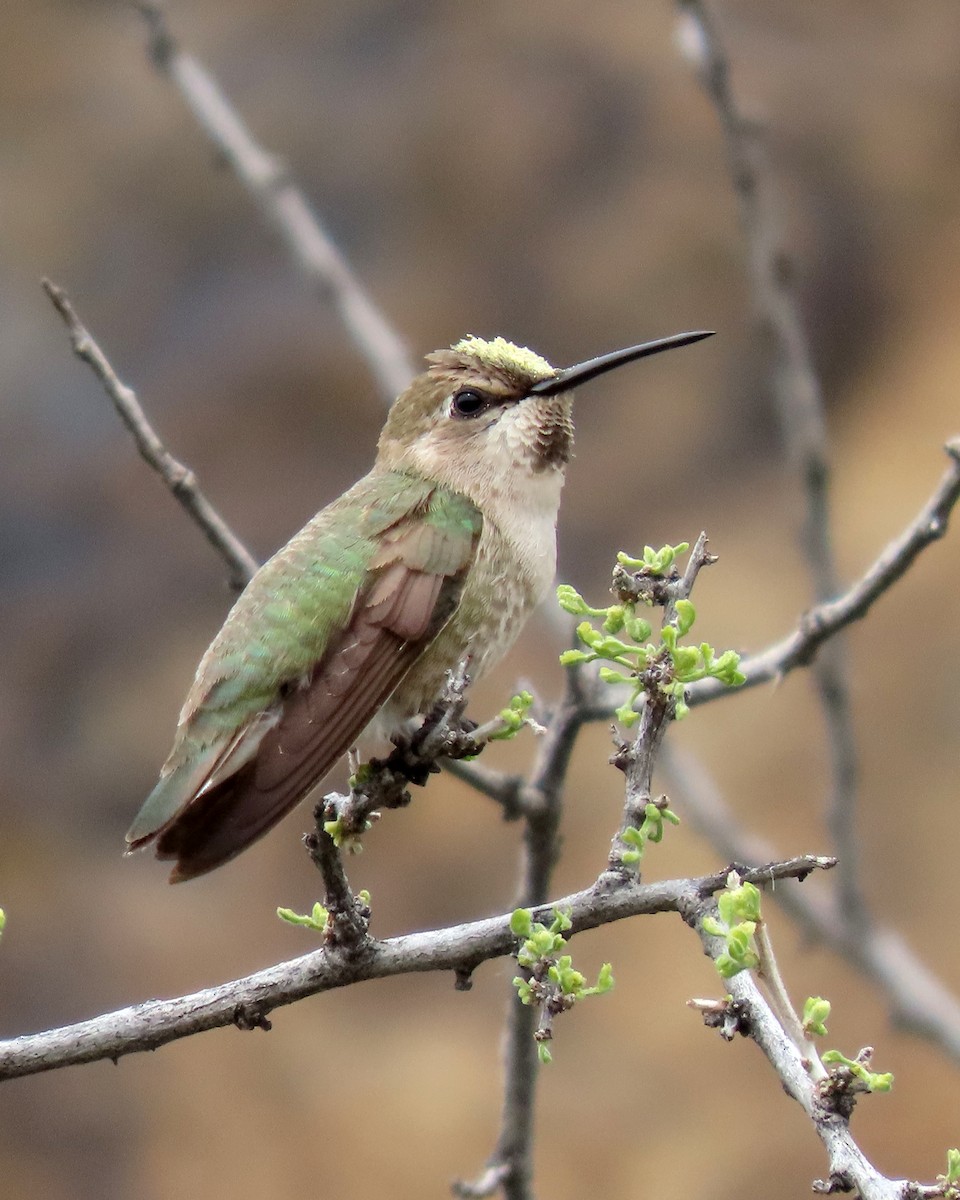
[126,330,712,881]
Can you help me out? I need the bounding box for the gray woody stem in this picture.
[457,669,590,1200]
[667,744,960,1064]
[686,439,960,707]
[693,899,912,1200]
[0,857,831,1083]
[135,2,415,404]
[43,278,259,591]
[678,0,862,926]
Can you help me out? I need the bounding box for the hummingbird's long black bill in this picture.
[527,330,715,397]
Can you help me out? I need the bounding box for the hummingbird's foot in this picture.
[374,658,483,783]
[309,660,485,867]
[382,708,481,784]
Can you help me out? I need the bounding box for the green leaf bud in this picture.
[550,908,573,933]
[277,902,329,931]
[577,621,602,648]
[598,667,632,685]
[510,908,533,938]
[672,646,701,676]
[615,703,640,726]
[674,599,696,636]
[625,616,652,642]
[559,649,592,666]
[802,996,831,1038]
[556,584,587,614]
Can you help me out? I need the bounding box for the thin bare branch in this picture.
[0,856,831,1083]
[43,278,258,590]
[458,668,591,1200]
[134,2,415,403]
[443,758,528,816]
[667,745,960,1063]
[677,0,862,926]
[303,818,370,951]
[691,900,915,1200]
[686,439,960,706]
[664,530,717,624]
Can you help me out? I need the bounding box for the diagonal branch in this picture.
[689,897,918,1200]
[677,0,862,925]
[43,278,258,590]
[0,855,830,1084]
[457,666,593,1200]
[134,2,415,403]
[686,439,960,706]
[668,745,960,1063]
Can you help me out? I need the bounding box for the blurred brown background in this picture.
[2,2,959,1198]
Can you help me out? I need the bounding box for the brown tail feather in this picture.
[158,626,420,881]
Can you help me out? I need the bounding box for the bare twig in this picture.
[444,758,528,817]
[42,278,258,590]
[677,0,863,926]
[685,439,960,707]
[134,2,415,403]
[0,856,831,1083]
[667,744,960,1063]
[303,819,370,951]
[664,531,717,624]
[457,667,591,1200]
[691,899,920,1200]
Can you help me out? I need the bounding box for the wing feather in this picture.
[137,484,482,881]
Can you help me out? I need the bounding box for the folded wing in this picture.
[127,479,481,881]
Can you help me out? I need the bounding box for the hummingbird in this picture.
[126,330,712,881]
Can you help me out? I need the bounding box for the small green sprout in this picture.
[277,889,371,934]
[820,1049,894,1093]
[0,908,5,942]
[802,996,831,1038]
[277,901,329,931]
[511,907,614,1062]
[557,544,744,727]
[619,801,681,866]
[617,542,690,576]
[702,873,762,978]
[939,1148,960,1198]
[488,691,536,741]
[323,814,372,852]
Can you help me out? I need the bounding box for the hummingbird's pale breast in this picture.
[383,473,563,720]
[383,381,570,717]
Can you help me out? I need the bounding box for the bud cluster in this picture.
[510,907,614,1064]
[557,542,745,723]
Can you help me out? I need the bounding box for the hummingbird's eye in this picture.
[450,388,489,419]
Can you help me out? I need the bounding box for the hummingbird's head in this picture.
[378,336,571,484]
[376,331,714,502]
